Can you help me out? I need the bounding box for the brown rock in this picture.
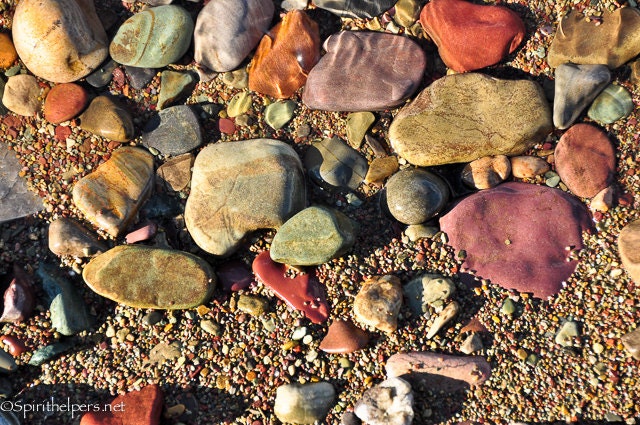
[618,218,640,284]
[461,155,511,190]
[48,217,108,257]
[590,185,615,213]
[621,328,640,360]
[2,74,41,116]
[353,275,402,333]
[364,156,399,184]
[319,319,369,353]
[0,335,27,356]
[43,83,89,124]
[0,33,18,69]
[80,384,163,425]
[78,96,135,142]
[156,153,194,192]
[510,155,550,178]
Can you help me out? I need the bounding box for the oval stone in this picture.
[383,169,450,225]
[83,245,216,309]
[43,83,89,124]
[587,84,634,125]
[0,33,18,69]
[274,382,335,424]
[78,96,135,142]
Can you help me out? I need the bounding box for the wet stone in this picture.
[383,169,449,225]
[354,377,414,425]
[78,96,135,142]
[304,136,368,191]
[43,82,89,124]
[142,105,202,156]
[587,84,634,125]
[48,217,108,257]
[353,275,403,333]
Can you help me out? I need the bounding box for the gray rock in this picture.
[304,136,368,191]
[48,217,108,257]
[0,348,16,372]
[28,341,73,366]
[621,327,640,360]
[142,105,202,156]
[383,169,449,225]
[0,143,43,223]
[354,377,414,425]
[553,63,610,129]
[314,0,395,18]
[274,382,336,424]
[85,58,117,88]
[403,273,455,315]
[0,410,20,425]
[124,65,157,89]
[587,83,634,125]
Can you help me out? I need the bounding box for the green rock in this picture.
[227,91,252,117]
[265,100,296,130]
[158,70,197,110]
[587,84,633,124]
[109,5,194,68]
[28,341,73,366]
[501,298,516,315]
[403,273,455,315]
[237,294,269,316]
[346,111,375,149]
[83,246,216,309]
[270,206,357,266]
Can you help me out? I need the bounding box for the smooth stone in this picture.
[554,123,615,198]
[303,31,425,111]
[353,275,402,333]
[346,112,375,149]
[365,156,399,184]
[2,74,40,116]
[125,222,157,244]
[194,0,274,73]
[621,328,640,360]
[28,340,73,366]
[83,245,216,309]
[0,348,16,372]
[319,319,369,353]
[43,83,89,124]
[587,84,634,125]
[36,263,91,336]
[200,320,221,336]
[0,143,43,222]
[216,260,253,292]
[237,294,269,316]
[157,70,197,110]
[547,8,640,69]
[274,382,335,424]
[501,298,516,315]
[78,96,135,142]
[618,218,640,283]
[264,100,296,130]
[403,273,455,315]
[460,333,483,354]
[252,251,329,324]
[304,136,368,191]
[461,155,511,190]
[73,147,154,237]
[553,63,610,129]
[390,73,552,166]
[185,139,305,256]
[0,33,17,69]
[313,0,395,18]
[419,0,525,72]
[590,185,615,213]
[85,58,116,88]
[0,335,27,357]
[426,301,459,339]
[248,10,320,99]
[142,310,163,326]
[12,0,108,82]
[0,265,35,323]
[80,384,163,425]
[555,321,580,347]
[270,206,357,266]
[227,91,252,117]
[404,224,438,242]
[142,105,202,156]
[354,377,414,425]
[48,217,108,257]
[510,156,550,178]
[157,153,194,192]
[383,169,450,225]
[221,68,249,89]
[110,5,193,68]
[386,351,491,389]
[125,66,157,90]
[439,182,592,298]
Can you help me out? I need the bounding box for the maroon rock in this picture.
[252,251,329,324]
[302,31,426,111]
[0,335,27,356]
[439,182,592,299]
[216,260,254,292]
[218,118,236,134]
[80,384,163,425]
[0,265,35,323]
[554,123,616,198]
[420,0,525,72]
[125,222,158,244]
[43,83,89,124]
[319,319,369,353]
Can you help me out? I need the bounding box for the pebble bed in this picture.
[1,0,639,424]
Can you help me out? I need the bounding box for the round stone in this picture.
[43,83,89,123]
[384,169,450,224]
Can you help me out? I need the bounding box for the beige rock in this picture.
[621,327,640,360]
[1,75,41,116]
[590,185,615,212]
[12,0,108,83]
[78,96,135,142]
[364,156,399,184]
[461,155,511,189]
[510,155,550,178]
[426,301,459,339]
[353,275,403,333]
[48,217,108,257]
[157,153,194,192]
[618,218,640,283]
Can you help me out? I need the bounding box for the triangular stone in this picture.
[553,63,610,129]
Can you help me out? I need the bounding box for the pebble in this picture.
[80,384,163,425]
[510,155,550,178]
[354,377,414,425]
[313,0,395,18]
[0,143,44,222]
[48,217,108,257]
[273,382,335,424]
[0,33,17,68]
[78,96,135,142]
[403,273,455,315]
[353,275,403,333]
[28,340,73,366]
[264,100,296,130]
[221,68,248,89]
[460,333,483,355]
[587,83,634,125]
[156,153,194,192]
[0,335,27,357]
[590,185,615,213]
[364,156,399,184]
[555,321,580,347]
[426,301,459,339]
[200,320,221,336]
[143,311,163,326]
[461,155,511,190]
[319,319,369,353]
[142,105,202,156]
[501,298,516,315]
[0,265,35,323]
[157,70,197,110]
[620,328,640,360]
[617,218,640,283]
[2,74,40,116]
[404,224,438,242]
[236,294,269,316]
[227,91,252,117]
[346,112,375,149]
[124,222,157,244]
[43,83,89,124]
[85,58,117,88]
[124,65,157,90]
[304,136,368,191]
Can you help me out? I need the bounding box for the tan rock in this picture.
[618,218,640,283]
[364,156,399,184]
[590,185,615,212]
[1,75,41,116]
[461,155,511,190]
[353,275,402,333]
[157,153,194,192]
[510,155,550,178]
[621,328,640,360]
[48,217,108,257]
[78,96,135,142]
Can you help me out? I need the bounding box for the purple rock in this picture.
[216,260,254,292]
[125,222,158,244]
[0,265,35,323]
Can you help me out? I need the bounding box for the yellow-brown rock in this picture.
[0,33,18,69]
[78,96,134,142]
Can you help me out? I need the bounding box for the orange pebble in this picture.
[0,33,18,69]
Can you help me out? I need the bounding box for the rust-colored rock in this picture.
[319,319,369,353]
[43,83,89,124]
[0,335,27,356]
[80,384,163,425]
[0,33,18,68]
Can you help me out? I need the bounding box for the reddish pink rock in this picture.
[43,83,89,124]
[125,222,158,244]
[0,265,35,323]
[80,384,163,425]
[218,118,236,134]
[439,182,592,299]
[554,123,615,198]
[420,0,525,72]
[0,335,27,356]
[252,251,329,324]
[216,260,254,292]
[319,319,369,353]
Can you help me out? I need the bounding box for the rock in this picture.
[28,340,73,366]
[304,136,368,191]
[460,333,483,354]
[78,96,135,142]
[461,155,511,190]
[142,106,202,156]
[110,5,193,68]
[0,143,43,223]
[587,84,634,125]
[12,0,108,82]
[157,153,194,191]
[0,335,27,357]
[125,66,157,90]
[142,311,163,326]
[270,206,357,266]
[0,265,35,323]
[353,275,402,333]
[72,147,154,237]
[365,156,399,184]
[383,169,450,225]
[85,58,117,88]
[385,351,491,389]
[553,63,610,129]
[303,31,425,111]
[185,139,305,256]
[0,348,16,372]
[555,321,580,347]
[125,222,157,244]
[149,342,180,365]
[510,156,550,178]
[547,8,640,69]
[264,100,296,130]
[227,91,252,117]
[419,0,525,72]
[354,377,414,425]
[237,294,269,316]
[390,73,553,166]
[554,123,615,198]
[426,301,459,339]
[43,83,89,124]
[618,218,640,283]
[200,320,221,336]
[216,260,254,292]
[2,74,40,116]
[404,224,438,241]
[252,251,329,324]
[80,384,163,425]
[274,382,335,424]
[319,319,369,353]
[346,112,375,149]
[157,70,197,110]
[83,245,216,309]
[313,0,395,18]
[394,0,420,27]
[248,10,320,98]
[439,182,592,298]
[590,185,615,213]
[0,33,17,68]
[621,328,640,360]
[48,217,108,257]
[194,0,274,73]
[221,68,249,89]
[403,273,455,315]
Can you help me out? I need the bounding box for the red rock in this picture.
[0,265,35,323]
[54,125,72,142]
[319,319,369,353]
[554,123,615,198]
[80,384,163,425]
[125,222,158,244]
[43,83,89,124]
[252,251,329,324]
[248,10,320,99]
[0,335,27,356]
[216,260,254,292]
[218,118,236,134]
[419,0,525,72]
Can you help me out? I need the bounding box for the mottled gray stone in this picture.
[142,105,202,156]
[553,63,610,129]
[0,143,43,223]
[304,136,368,191]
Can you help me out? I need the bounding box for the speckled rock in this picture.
[304,136,368,191]
[354,377,414,425]
[48,217,108,257]
[78,96,135,142]
[2,74,40,116]
[43,83,89,124]
[319,319,369,353]
[383,169,449,225]
[313,0,395,18]
[274,382,335,424]
[142,105,202,156]
[618,219,640,284]
[461,155,511,190]
[403,273,455,315]
[510,156,550,178]
[237,294,269,316]
[80,384,163,425]
[587,84,634,125]
[354,275,402,333]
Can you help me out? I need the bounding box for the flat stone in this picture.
[0,265,35,323]
[346,112,375,149]
[383,169,449,225]
[553,63,610,129]
[72,147,154,237]
[313,0,395,18]
[157,70,197,110]
[0,33,17,69]
[12,0,108,82]
[142,105,202,156]
[439,182,592,298]
[554,123,615,198]
[252,251,329,324]
[621,328,640,360]
[43,83,89,124]
[80,384,163,425]
[618,219,640,284]
[185,139,305,256]
[274,382,335,424]
[157,153,194,192]
[587,84,634,125]
[365,156,399,184]
[0,143,43,223]
[83,245,216,309]
[85,58,117,88]
[390,73,553,166]
[510,156,550,178]
[28,340,73,366]
[403,273,455,315]
[78,96,135,142]
[125,66,157,90]
[270,206,357,266]
[2,74,40,116]
[319,319,369,353]
[354,275,402,333]
[461,155,511,190]
[354,377,414,425]
[48,217,108,257]
[304,136,368,191]
[264,100,296,130]
[420,0,525,72]
[237,294,269,316]
[303,31,425,111]
[216,260,254,292]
